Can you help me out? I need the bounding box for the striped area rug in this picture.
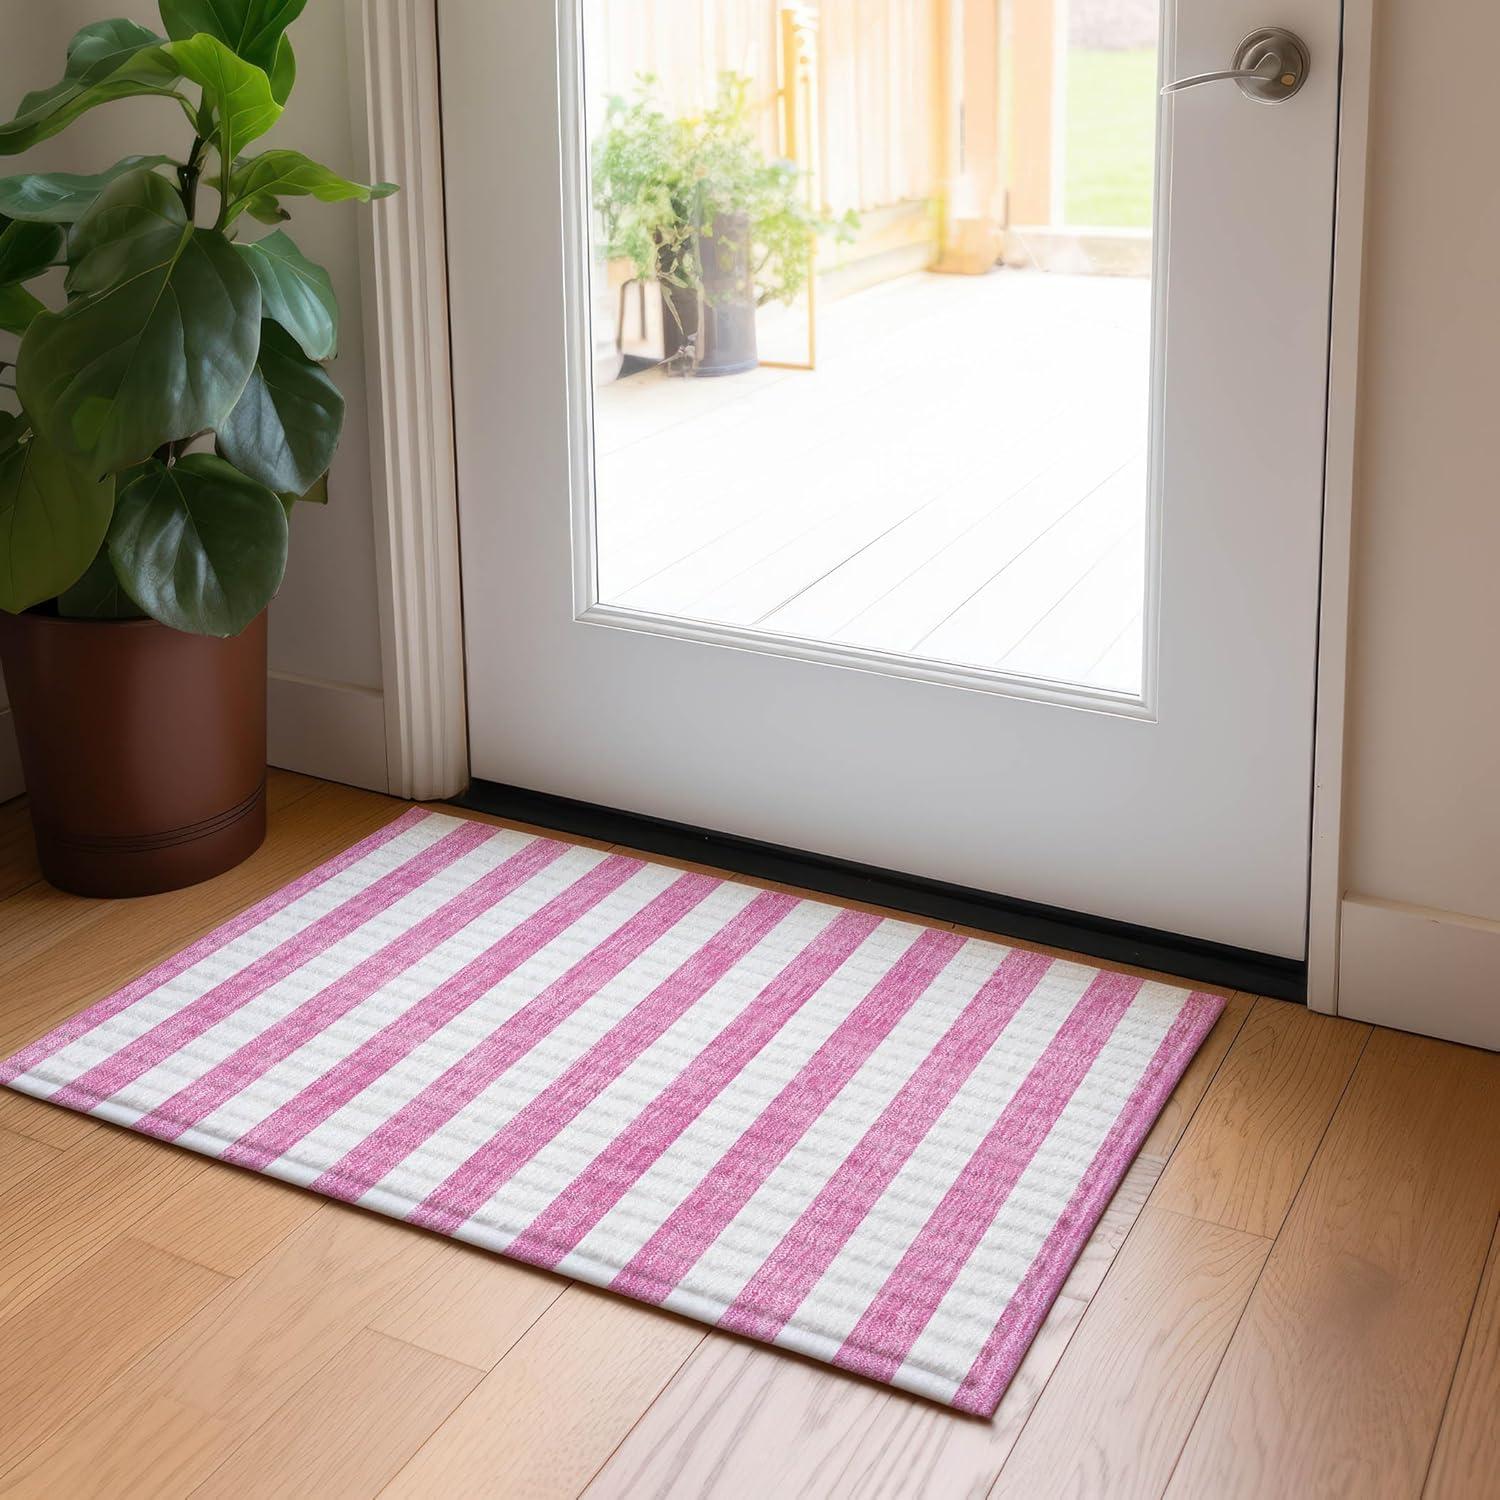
[1,809,1222,1415]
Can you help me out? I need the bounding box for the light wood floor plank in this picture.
[1151,997,1369,1237]
[1167,1029,1500,1499]
[132,1162,323,1277]
[587,1152,1165,1500]
[991,1207,1270,1499]
[0,1392,237,1500]
[0,1205,440,1499]
[0,1087,99,1149]
[0,1238,227,1473]
[384,1285,704,1500]
[1423,1215,1500,1499]
[368,1236,569,1371]
[0,1126,60,1198]
[0,1124,206,1321]
[265,767,323,814]
[191,1329,482,1500]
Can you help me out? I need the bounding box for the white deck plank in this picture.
[917,457,1146,666]
[998,522,1148,687]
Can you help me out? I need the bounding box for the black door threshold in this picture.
[454,780,1307,1003]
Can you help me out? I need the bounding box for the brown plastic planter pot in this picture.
[0,610,268,898]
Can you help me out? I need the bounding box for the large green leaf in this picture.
[166,34,282,171]
[0,157,174,224]
[56,541,145,619]
[219,320,343,495]
[0,21,187,156]
[108,454,287,635]
[270,35,296,104]
[63,165,189,283]
[0,283,44,337]
[0,220,62,284]
[20,168,260,473]
[57,19,165,82]
[0,431,116,612]
[225,149,395,226]
[159,0,309,76]
[236,230,336,358]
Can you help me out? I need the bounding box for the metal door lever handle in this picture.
[1162,62,1283,93]
[1161,28,1310,103]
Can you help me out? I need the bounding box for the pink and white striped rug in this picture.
[1,809,1222,1415]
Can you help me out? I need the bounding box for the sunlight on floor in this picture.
[591,268,1151,694]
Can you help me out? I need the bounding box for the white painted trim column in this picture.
[343,0,469,800]
[1307,0,1376,1014]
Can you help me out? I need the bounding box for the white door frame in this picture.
[342,0,468,802]
[345,0,1375,1008]
[1304,0,1375,1014]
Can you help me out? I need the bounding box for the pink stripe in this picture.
[504,907,881,1271]
[217,852,642,1171]
[411,887,797,1236]
[832,968,1144,1386]
[42,817,491,1113]
[718,945,1054,1344]
[309,868,723,1202]
[127,836,569,1142]
[0,807,432,1088]
[951,990,1224,1415]
[611,925,966,1305]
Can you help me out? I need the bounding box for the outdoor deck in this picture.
[592,268,1151,694]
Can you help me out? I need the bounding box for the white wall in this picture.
[0,2,389,797]
[1335,0,1500,1048]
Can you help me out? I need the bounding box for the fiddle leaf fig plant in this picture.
[0,6,395,635]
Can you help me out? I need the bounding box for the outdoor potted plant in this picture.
[0,6,394,898]
[592,74,852,376]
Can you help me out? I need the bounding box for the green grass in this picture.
[1063,47,1157,228]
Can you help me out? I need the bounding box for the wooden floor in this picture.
[0,772,1496,1499]
[594,270,1150,694]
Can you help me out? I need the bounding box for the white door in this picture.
[441,0,1340,963]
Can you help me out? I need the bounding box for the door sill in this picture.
[454,780,1307,1002]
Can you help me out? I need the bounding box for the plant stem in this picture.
[215,135,234,231]
[179,135,207,221]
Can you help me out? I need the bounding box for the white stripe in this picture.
[556,919,927,1283]
[771,959,1100,1365]
[23,815,460,1096]
[472,900,843,1247]
[272,860,684,1178]
[353,880,763,1217]
[654,935,998,1321]
[896,981,1182,1398]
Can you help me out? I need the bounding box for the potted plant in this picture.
[591,74,852,376]
[0,6,395,898]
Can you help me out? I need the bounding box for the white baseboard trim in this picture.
[0,706,21,802]
[268,671,390,794]
[1339,894,1500,1051]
